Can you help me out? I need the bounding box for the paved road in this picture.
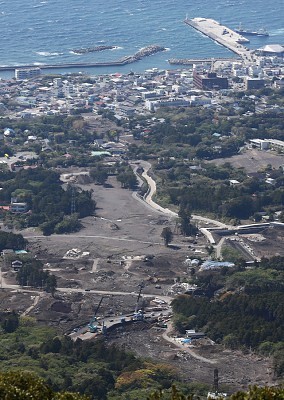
[134,160,230,236]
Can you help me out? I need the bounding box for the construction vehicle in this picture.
[133,282,144,321]
[88,296,104,333]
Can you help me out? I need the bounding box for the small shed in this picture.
[11,260,23,272]
[186,329,205,339]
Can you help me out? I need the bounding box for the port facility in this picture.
[184,17,256,64]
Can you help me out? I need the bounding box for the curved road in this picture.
[134,160,230,228]
[162,322,216,364]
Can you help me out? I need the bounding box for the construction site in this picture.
[1,167,281,392]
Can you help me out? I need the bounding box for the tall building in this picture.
[193,70,228,90]
[245,77,265,90]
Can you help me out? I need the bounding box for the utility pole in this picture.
[213,368,219,394]
[71,185,76,214]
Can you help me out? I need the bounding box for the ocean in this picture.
[0,0,283,78]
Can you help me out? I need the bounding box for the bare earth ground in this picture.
[0,174,280,392]
[207,148,284,172]
[106,325,274,393]
[216,226,284,259]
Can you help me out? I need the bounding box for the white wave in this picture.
[124,9,134,15]
[36,51,63,56]
[270,28,284,35]
[165,48,171,51]
[112,46,123,50]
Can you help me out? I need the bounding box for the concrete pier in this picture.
[184,17,255,63]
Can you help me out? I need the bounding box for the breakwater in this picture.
[0,61,126,72]
[0,44,166,73]
[71,45,116,55]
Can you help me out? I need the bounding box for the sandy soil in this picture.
[207,148,284,173]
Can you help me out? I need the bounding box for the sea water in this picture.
[0,0,283,77]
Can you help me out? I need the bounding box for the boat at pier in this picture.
[235,24,269,37]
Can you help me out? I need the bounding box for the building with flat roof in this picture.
[245,77,265,90]
[15,68,41,80]
[193,70,228,90]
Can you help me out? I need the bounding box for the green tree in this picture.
[161,227,173,247]
[0,371,89,400]
[1,311,19,333]
[178,205,197,236]
[90,166,108,185]
[45,274,57,295]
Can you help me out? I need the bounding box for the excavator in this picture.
[88,296,104,333]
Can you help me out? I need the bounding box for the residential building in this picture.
[15,68,41,80]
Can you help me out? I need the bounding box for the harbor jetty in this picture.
[119,45,166,64]
[71,45,116,55]
[0,44,166,73]
[184,17,255,63]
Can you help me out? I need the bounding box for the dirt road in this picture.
[162,322,217,364]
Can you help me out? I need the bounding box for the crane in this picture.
[88,296,104,333]
[133,282,144,320]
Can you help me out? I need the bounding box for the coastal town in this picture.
[0,17,283,120]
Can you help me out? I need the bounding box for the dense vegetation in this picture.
[129,108,284,161]
[0,370,89,399]
[172,256,284,377]
[127,107,284,221]
[0,318,182,399]
[1,371,283,400]
[16,258,57,293]
[0,168,95,234]
[0,230,27,251]
[0,113,122,168]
